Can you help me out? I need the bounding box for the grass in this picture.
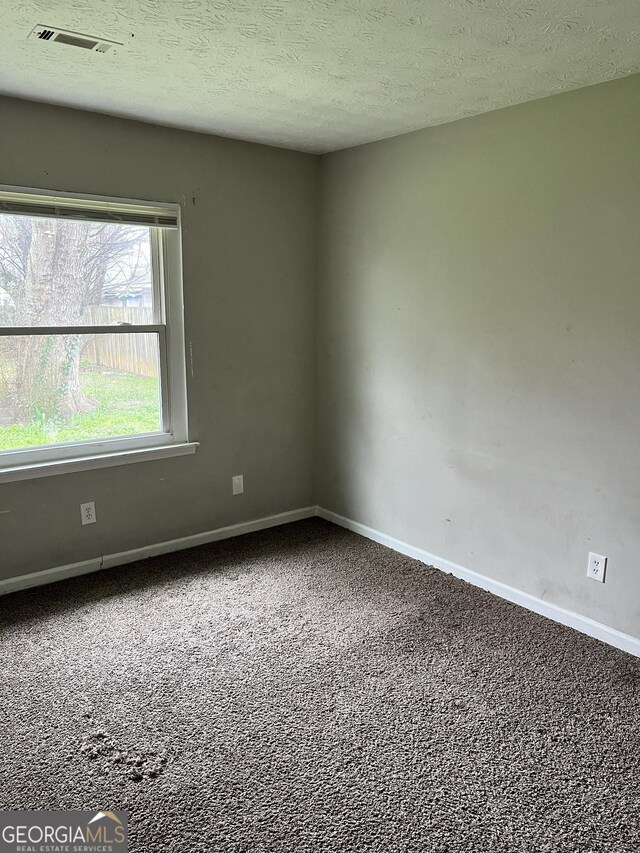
[0,366,161,451]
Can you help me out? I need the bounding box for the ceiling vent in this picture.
[29,25,122,54]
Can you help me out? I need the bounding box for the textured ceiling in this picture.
[1,0,640,153]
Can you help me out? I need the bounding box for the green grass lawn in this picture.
[0,366,161,451]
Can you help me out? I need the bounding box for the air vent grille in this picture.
[29,25,122,54]
[54,32,98,49]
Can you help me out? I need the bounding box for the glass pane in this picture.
[0,333,162,451]
[0,214,154,327]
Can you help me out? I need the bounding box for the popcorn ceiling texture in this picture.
[1,0,640,152]
[1,519,639,852]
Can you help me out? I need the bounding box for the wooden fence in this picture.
[83,306,158,378]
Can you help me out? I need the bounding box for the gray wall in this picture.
[318,74,640,638]
[0,96,319,579]
[3,76,640,641]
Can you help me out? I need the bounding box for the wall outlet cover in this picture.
[587,551,607,583]
[80,501,96,525]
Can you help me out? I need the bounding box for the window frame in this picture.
[0,185,194,480]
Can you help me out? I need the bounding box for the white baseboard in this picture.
[101,506,317,569]
[0,506,317,596]
[0,557,103,595]
[317,507,640,659]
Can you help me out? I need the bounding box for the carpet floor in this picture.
[1,518,639,852]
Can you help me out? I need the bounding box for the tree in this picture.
[0,215,150,422]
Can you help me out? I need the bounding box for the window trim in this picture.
[0,185,193,479]
[0,442,198,484]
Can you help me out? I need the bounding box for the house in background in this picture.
[102,282,153,309]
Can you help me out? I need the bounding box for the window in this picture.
[0,187,193,480]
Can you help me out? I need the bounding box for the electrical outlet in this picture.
[232,475,244,495]
[587,551,607,583]
[80,501,96,525]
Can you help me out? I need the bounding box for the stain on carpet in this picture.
[78,727,168,781]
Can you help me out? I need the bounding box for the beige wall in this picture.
[0,96,319,578]
[318,74,640,637]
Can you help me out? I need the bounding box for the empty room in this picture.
[1,1,639,851]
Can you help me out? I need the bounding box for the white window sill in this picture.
[0,442,198,484]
